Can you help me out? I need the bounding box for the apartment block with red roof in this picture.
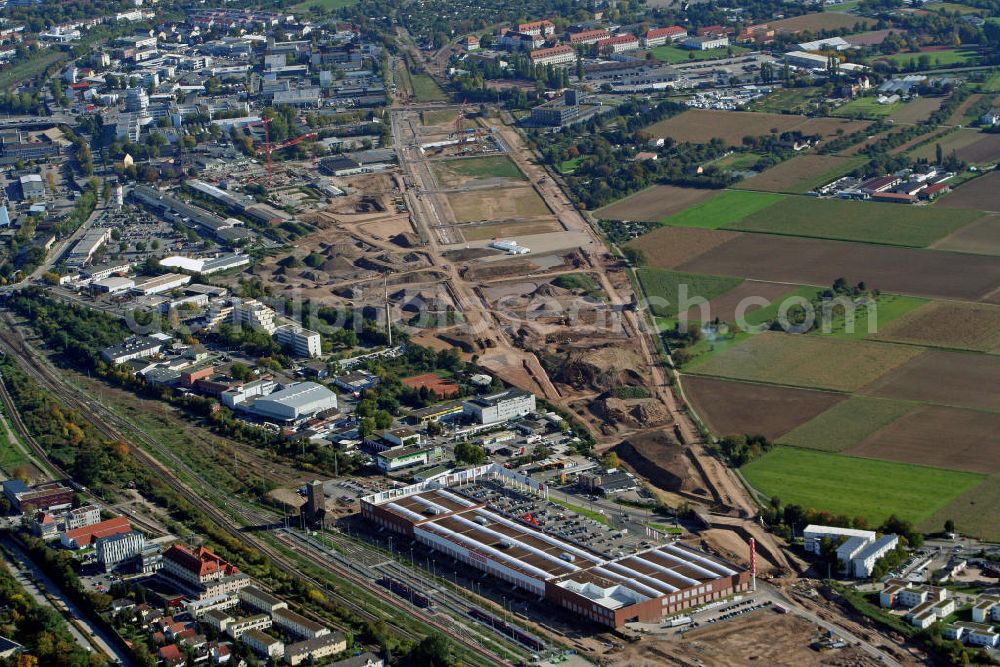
[568,28,609,45]
[161,544,251,598]
[642,26,687,48]
[596,34,640,53]
[518,19,555,37]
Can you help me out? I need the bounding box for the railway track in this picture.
[0,319,513,664]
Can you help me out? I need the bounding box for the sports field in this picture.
[650,45,748,63]
[724,196,981,247]
[741,447,985,526]
[780,397,914,452]
[661,191,785,229]
[636,268,742,317]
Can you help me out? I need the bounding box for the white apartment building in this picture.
[64,504,101,530]
[803,525,875,554]
[231,298,277,334]
[225,614,272,639]
[238,585,288,615]
[272,607,329,640]
[274,324,322,357]
[241,629,284,658]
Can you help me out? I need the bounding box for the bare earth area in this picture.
[608,612,882,667]
[683,376,847,441]
[846,405,1000,475]
[859,349,1000,412]
[629,226,742,269]
[936,171,1000,212]
[931,214,1000,255]
[673,232,1000,300]
[595,185,719,222]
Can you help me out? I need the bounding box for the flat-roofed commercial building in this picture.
[249,382,338,422]
[463,388,536,425]
[361,464,748,628]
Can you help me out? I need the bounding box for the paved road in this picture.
[0,535,132,665]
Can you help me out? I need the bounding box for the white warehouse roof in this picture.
[249,382,337,421]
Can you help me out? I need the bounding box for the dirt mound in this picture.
[532,283,570,298]
[614,431,703,495]
[600,397,673,428]
[552,345,645,391]
[392,232,421,248]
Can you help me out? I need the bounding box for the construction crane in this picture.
[453,100,467,138]
[265,132,318,154]
[245,116,273,188]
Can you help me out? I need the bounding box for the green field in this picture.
[981,72,1000,93]
[710,152,763,171]
[650,44,748,63]
[876,48,979,69]
[0,49,68,90]
[820,293,928,339]
[0,409,29,473]
[551,272,603,298]
[557,156,584,174]
[781,397,915,452]
[916,476,1000,541]
[661,190,785,229]
[742,447,986,525]
[636,268,742,318]
[289,0,358,11]
[725,196,980,247]
[433,155,524,182]
[688,332,923,392]
[924,1,979,12]
[832,97,902,119]
[753,87,824,114]
[411,74,448,102]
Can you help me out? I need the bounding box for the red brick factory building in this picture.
[361,465,750,628]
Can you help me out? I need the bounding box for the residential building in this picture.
[64,504,101,530]
[802,525,876,554]
[972,596,1000,623]
[241,629,284,659]
[224,614,271,639]
[531,102,580,127]
[161,544,242,587]
[61,516,132,549]
[682,35,729,50]
[569,29,609,45]
[517,20,555,37]
[880,579,947,610]
[274,324,322,358]
[284,632,348,666]
[852,534,899,578]
[97,530,146,571]
[238,586,288,615]
[272,607,329,640]
[231,298,277,334]
[330,652,383,667]
[463,389,536,424]
[596,34,640,54]
[642,26,686,48]
[529,45,575,66]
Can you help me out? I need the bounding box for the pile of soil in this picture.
[600,397,672,428]
[613,431,701,494]
[551,345,644,391]
[392,232,421,248]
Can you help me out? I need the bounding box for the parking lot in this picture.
[461,479,647,557]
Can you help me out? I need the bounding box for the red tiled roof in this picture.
[62,516,131,547]
[569,29,609,42]
[529,44,574,59]
[646,26,685,38]
[159,644,182,661]
[597,34,639,46]
[164,544,240,578]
